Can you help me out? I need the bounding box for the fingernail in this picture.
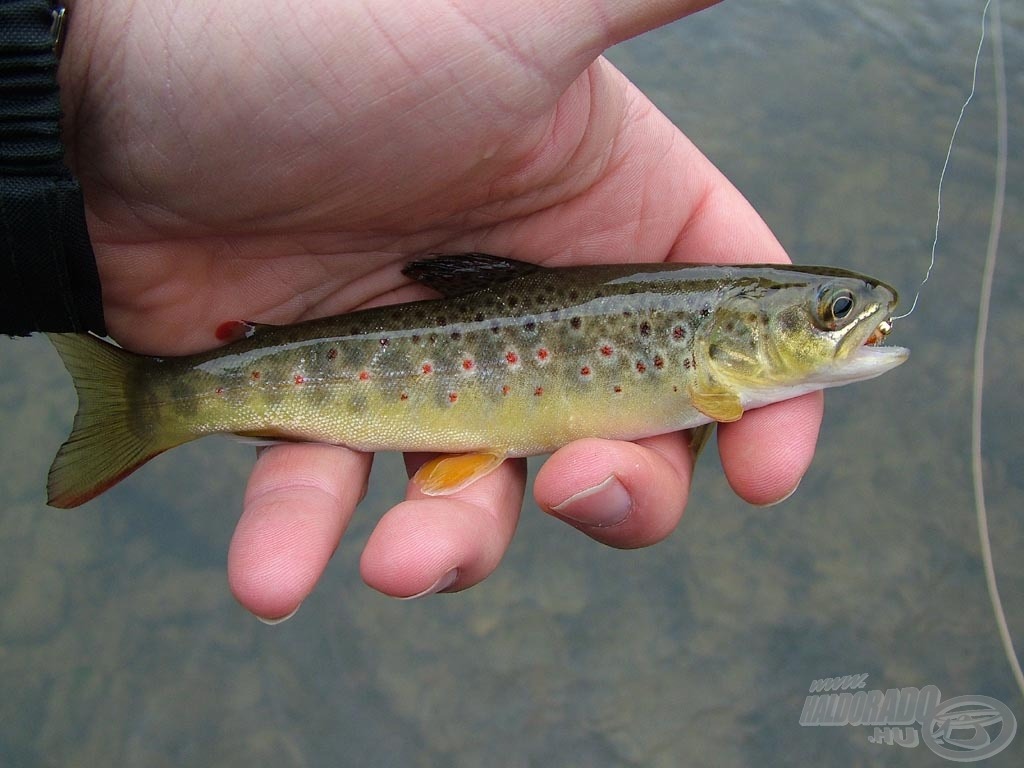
[753,480,801,508]
[551,474,632,527]
[256,603,301,625]
[398,568,458,600]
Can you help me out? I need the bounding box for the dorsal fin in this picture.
[402,253,543,297]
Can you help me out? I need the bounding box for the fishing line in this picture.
[891,0,993,321]
[968,0,1023,701]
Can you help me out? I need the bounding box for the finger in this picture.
[359,456,526,598]
[228,443,372,621]
[533,435,692,548]
[717,392,824,506]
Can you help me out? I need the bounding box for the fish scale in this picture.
[44,254,908,507]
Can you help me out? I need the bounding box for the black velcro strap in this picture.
[0,0,105,336]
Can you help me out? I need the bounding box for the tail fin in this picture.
[46,334,192,508]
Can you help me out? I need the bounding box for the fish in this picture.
[44,253,909,508]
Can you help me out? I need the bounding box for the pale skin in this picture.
[59,0,823,619]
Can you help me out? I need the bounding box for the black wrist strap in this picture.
[1,0,105,336]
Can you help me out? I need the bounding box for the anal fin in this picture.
[413,451,506,495]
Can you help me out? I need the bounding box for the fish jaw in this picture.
[739,342,909,411]
[813,342,909,387]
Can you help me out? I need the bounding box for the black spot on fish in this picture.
[508,296,519,307]
[474,312,485,322]
[490,326,501,335]
[700,304,711,318]
[451,331,462,341]
[380,337,389,347]
[411,334,421,344]
[639,321,651,337]
[524,321,536,333]
[570,317,582,330]
[437,317,448,327]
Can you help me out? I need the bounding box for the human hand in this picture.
[58,0,822,619]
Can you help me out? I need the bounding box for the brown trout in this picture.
[45,253,908,508]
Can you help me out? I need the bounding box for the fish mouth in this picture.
[838,316,909,382]
[828,304,909,385]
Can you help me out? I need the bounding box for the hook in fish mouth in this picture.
[864,319,893,346]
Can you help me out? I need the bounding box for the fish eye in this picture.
[816,287,856,330]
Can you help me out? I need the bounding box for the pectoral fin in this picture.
[413,451,507,495]
[690,387,744,422]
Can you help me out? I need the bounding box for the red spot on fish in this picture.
[613,385,623,394]
[580,366,591,376]
[506,351,519,365]
[636,361,647,374]
[358,370,370,381]
[501,385,510,396]
[327,348,338,360]
[536,348,549,361]
[294,375,304,385]
[251,371,261,380]
[400,392,409,401]
[462,358,474,371]
[600,345,613,357]
[672,326,686,341]
[215,386,224,395]
[449,392,459,403]
[215,320,255,342]
[422,363,433,375]
[654,355,665,369]
[534,387,544,397]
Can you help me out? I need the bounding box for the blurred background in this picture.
[1,1,1021,765]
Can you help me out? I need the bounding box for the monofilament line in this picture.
[892,0,993,321]
[969,0,1023,701]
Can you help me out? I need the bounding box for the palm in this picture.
[62,0,727,351]
[57,0,821,618]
